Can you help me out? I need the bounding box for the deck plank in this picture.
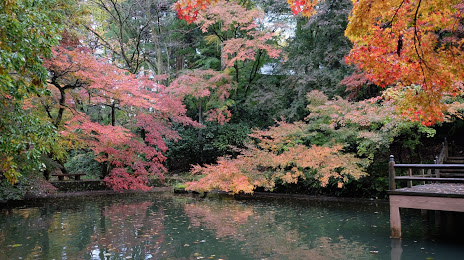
[389,183,464,197]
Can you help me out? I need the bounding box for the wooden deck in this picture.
[389,184,464,239]
[390,183,464,197]
[388,140,464,238]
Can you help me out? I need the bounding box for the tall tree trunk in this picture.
[43,166,50,181]
[102,103,116,179]
[143,0,164,76]
[198,99,203,125]
[198,100,204,163]
[176,55,184,71]
[220,44,226,70]
[101,159,109,180]
[54,87,66,127]
[234,62,239,92]
[111,103,116,127]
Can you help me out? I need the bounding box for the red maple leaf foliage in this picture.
[193,0,282,68]
[168,69,233,125]
[173,0,217,24]
[174,0,318,22]
[44,44,197,191]
[287,0,317,16]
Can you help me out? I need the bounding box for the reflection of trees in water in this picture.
[85,201,167,259]
[1,196,388,259]
[184,199,375,260]
[0,200,169,259]
[185,202,254,239]
[0,207,56,259]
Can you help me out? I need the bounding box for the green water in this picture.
[1,193,463,260]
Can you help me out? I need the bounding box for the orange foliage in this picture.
[186,121,367,194]
[345,0,464,125]
[288,0,464,124]
[446,99,464,121]
[187,160,255,194]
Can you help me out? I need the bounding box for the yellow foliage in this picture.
[0,156,20,184]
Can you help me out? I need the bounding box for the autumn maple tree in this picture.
[194,0,281,68]
[186,120,367,194]
[174,0,217,24]
[41,39,196,191]
[168,69,234,125]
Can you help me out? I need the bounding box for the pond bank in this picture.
[235,191,389,205]
[1,185,387,208]
[0,186,173,206]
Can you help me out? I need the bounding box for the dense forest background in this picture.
[1,0,463,199]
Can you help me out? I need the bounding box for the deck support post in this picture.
[420,209,428,220]
[435,211,441,229]
[390,201,401,238]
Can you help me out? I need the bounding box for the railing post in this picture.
[407,168,413,188]
[435,156,440,178]
[389,155,396,190]
[420,169,426,185]
[444,138,448,161]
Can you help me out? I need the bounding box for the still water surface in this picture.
[1,192,463,259]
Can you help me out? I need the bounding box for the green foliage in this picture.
[173,182,187,189]
[0,0,64,99]
[64,150,102,179]
[0,179,25,201]
[0,174,57,200]
[0,102,58,183]
[277,0,354,121]
[0,0,72,184]
[193,42,222,70]
[166,122,251,172]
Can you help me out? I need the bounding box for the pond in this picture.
[1,192,464,260]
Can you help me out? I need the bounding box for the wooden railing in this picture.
[388,155,464,190]
[388,138,464,190]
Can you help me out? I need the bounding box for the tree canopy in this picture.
[0,0,68,184]
[1,0,464,197]
[175,0,464,125]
